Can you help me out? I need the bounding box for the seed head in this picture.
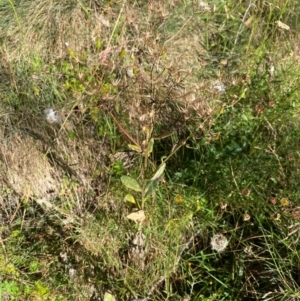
[44,108,62,124]
[211,234,228,253]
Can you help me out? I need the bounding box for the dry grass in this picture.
[1,0,300,300]
[0,0,112,60]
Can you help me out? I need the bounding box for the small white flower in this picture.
[59,252,68,262]
[198,0,210,11]
[126,68,135,78]
[44,108,62,124]
[139,114,148,122]
[68,267,76,278]
[211,233,228,253]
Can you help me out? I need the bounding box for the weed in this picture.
[0,0,300,301]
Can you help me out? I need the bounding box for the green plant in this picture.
[0,281,20,300]
[1,0,300,300]
[121,160,166,210]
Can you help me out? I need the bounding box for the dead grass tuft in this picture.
[0,0,112,60]
[2,133,59,198]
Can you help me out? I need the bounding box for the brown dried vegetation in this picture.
[1,0,300,300]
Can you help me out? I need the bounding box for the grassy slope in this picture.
[0,0,300,300]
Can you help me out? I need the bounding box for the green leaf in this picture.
[124,194,136,204]
[121,176,141,192]
[151,163,166,181]
[145,180,158,197]
[95,38,102,51]
[68,130,75,140]
[145,138,154,157]
[128,144,142,153]
[144,163,166,196]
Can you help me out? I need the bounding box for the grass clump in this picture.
[0,0,300,300]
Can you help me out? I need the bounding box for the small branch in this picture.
[103,106,140,148]
[163,16,192,46]
[107,0,127,48]
[233,1,256,47]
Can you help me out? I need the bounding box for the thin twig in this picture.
[107,0,127,48]
[164,16,192,46]
[103,106,140,147]
[233,1,257,47]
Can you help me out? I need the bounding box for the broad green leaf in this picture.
[121,176,141,192]
[128,144,142,153]
[145,163,166,196]
[145,138,154,157]
[151,163,166,181]
[124,194,136,204]
[104,292,116,301]
[144,180,158,198]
